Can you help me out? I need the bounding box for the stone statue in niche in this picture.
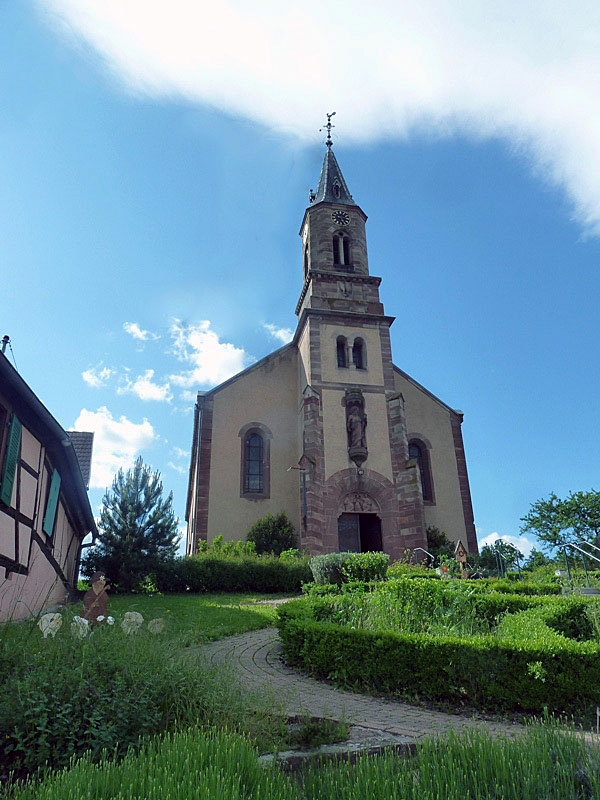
[345,389,368,467]
[347,405,366,448]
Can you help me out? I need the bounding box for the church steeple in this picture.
[309,146,355,206]
[298,126,370,307]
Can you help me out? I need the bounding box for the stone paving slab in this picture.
[200,627,524,744]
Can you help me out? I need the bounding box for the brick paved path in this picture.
[202,627,523,744]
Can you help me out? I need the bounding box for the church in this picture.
[186,129,477,562]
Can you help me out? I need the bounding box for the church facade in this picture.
[186,142,477,561]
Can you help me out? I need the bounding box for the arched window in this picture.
[239,423,272,499]
[352,337,366,370]
[333,232,350,267]
[303,243,309,279]
[408,439,434,503]
[336,336,348,368]
[244,434,263,493]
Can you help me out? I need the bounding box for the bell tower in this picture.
[297,117,378,319]
[295,116,427,560]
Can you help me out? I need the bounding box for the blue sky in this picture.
[3,2,600,557]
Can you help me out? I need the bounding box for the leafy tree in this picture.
[82,457,179,591]
[474,540,523,576]
[520,490,600,552]
[246,511,297,556]
[522,547,553,572]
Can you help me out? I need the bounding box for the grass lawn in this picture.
[0,592,293,783]
[99,592,286,646]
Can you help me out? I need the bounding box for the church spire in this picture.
[309,113,355,206]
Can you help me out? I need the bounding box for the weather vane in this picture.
[320,111,336,147]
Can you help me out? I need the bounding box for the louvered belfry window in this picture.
[337,336,348,368]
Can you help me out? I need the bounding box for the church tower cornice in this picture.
[295,271,382,316]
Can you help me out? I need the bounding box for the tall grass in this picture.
[319,579,491,637]
[0,595,283,780]
[4,729,295,800]
[6,724,598,800]
[302,723,599,800]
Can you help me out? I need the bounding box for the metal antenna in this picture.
[1,335,18,370]
[320,111,336,147]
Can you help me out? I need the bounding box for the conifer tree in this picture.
[82,457,179,591]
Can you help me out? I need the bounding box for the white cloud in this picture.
[123,322,160,342]
[168,446,189,474]
[82,366,113,388]
[168,461,188,475]
[117,369,172,402]
[478,532,536,559]
[41,0,600,234]
[263,323,294,345]
[72,406,156,488]
[169,319,252,389]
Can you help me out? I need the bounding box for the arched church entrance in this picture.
[338,512,383,552]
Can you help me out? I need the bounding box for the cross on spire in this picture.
[320,111,336,148]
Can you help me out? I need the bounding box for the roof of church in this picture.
[310,146,355,206]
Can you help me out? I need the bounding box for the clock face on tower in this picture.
[331,210,350,226]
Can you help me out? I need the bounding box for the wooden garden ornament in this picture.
[82,572,110,622]
[454,539,468,577]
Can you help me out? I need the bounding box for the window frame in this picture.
[239,423,272,500]
[336,335,349,368]
[332,231,351,268]
[352,337,367,370]
[408,438,435,504]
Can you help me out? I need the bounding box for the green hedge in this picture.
[277,596,600,711]
[152,555,311,594]
[473,578,561,595]
[387,562,441,579]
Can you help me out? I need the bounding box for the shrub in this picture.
[246,512,298,556]
[309,553,354,586]
[277,590,600,712]
[152,554,311,594]
[197,535,257,557]
[472,578,561,596]
[426,525,456,560]
[387,561,440,579]
[279,548,302,562]
[341,552,390,583]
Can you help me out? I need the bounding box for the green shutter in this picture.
[0,415,22,506]
[43,469,61,537]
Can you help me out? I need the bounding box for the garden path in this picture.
[201,627,523,745]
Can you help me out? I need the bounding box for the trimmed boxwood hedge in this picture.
[473,578,562,596]
[277,595,600,711]
[152,555,311,594]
